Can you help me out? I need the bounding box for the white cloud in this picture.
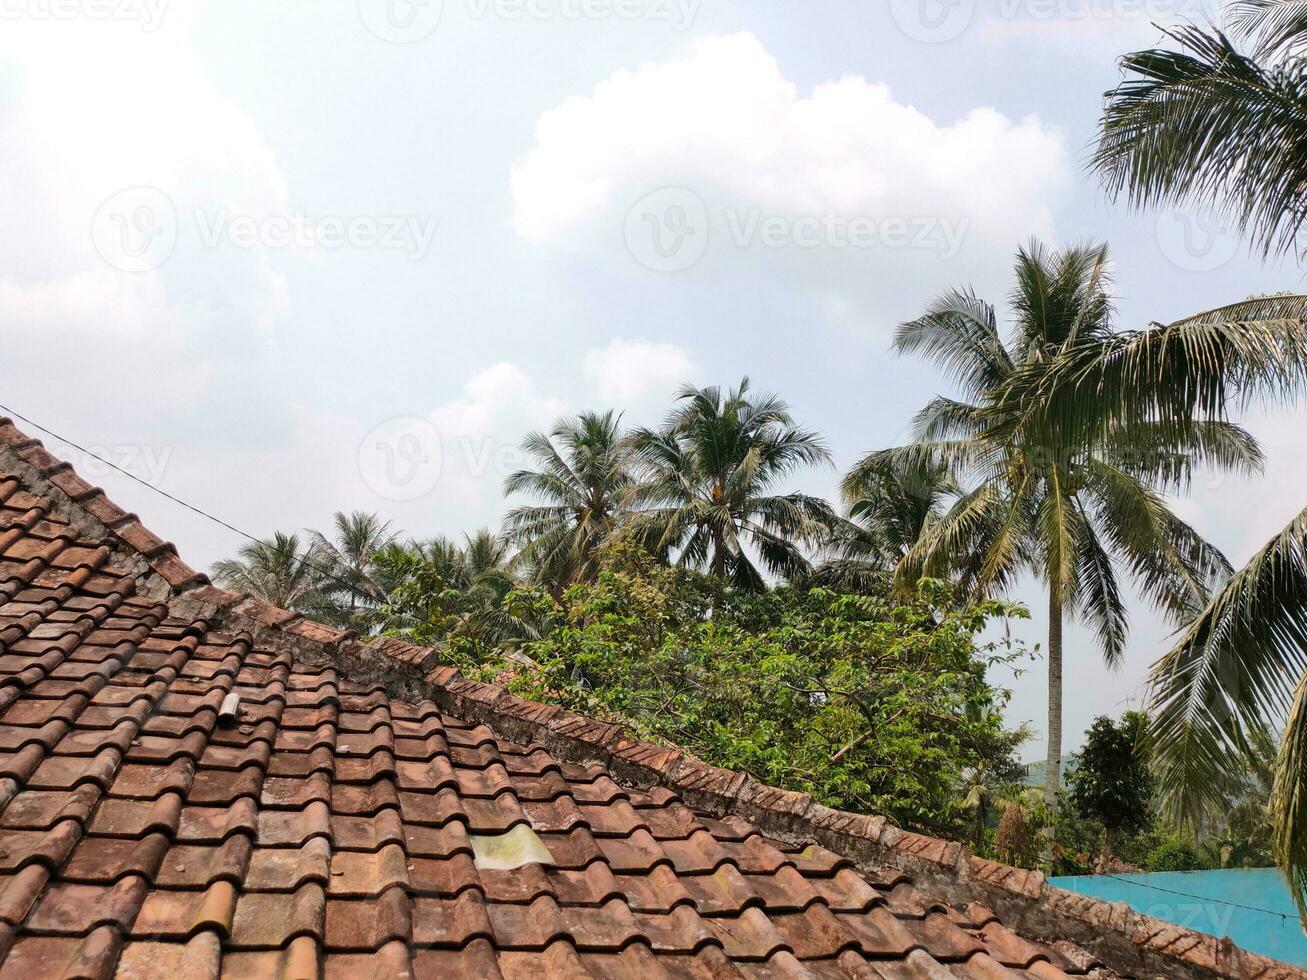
[583,338,700,410]
[510,32,1069,245]
[0,0,289,417]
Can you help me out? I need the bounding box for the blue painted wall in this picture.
[1049,868,1307,967]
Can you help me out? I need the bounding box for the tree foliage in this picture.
[496,537,1030,832]
[1068,712,1155,867]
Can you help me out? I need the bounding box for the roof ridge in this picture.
[0,414,1299,979]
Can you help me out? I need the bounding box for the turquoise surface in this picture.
[1049,868,1307,967]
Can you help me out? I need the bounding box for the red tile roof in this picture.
[0,416,1300,980]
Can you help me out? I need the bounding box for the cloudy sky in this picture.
[3,0,1303,759]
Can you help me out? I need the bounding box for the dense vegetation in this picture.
[209,0,1307,910]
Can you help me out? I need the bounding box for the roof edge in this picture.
[0,414,1298,980]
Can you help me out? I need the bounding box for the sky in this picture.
[2,0,1304,761]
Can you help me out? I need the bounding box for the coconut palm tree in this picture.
[1094,0,1307,260]
[211,532,326,613]
[374,531,545,653]
[308,511,394,628]
[810,455,962,594]
[631,379,836,590]
[503,411,636,593]
[992,291,1307,901]
[1090,0,1307,909]
[861,241,1255,824]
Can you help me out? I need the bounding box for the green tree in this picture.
[854,241,1244,826]
[632,379,836,590]
[958,714,1031,853]
[811,457,960,594]
[1147,836,1212,873]
[503,411,636,592]
[504,538,1030,829]
[1069,712,1155,870]
[211,532,325,613]
[374,531,546,660]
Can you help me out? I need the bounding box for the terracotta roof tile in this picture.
[0,442,1295,979]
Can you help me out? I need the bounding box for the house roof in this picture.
[0,416,1298,980]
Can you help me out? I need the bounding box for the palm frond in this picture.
[1228,0,1307,54]
[992,295,1307,442]
[1095,22,1307,259]
[893,288,1013,396]
[1150,504,1307,825]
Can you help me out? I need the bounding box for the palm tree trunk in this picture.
[710,526,726,617]
[1042,582,1064,864]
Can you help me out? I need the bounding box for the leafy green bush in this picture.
[1147,836,1213,873]
[493,539,1031,834]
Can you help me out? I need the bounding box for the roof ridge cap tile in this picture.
[0,417,208,598]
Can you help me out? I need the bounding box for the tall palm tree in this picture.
[860,241,1252,820]
[812,455,961,594]
[1094,0,1307,260]
[503,411,635,593]
[1091,0,1307,911]
[992,292,1307,901]
[308,511,394,627]
[212,532,325,613]
[631,379,836,590]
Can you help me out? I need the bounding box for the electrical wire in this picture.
[0,403,392,608]
[1086,870,1299,924]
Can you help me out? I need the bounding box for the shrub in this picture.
[1146,836,1212,873]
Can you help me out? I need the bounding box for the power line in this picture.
[0,403,392,609]
[1089,870,1298,924]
